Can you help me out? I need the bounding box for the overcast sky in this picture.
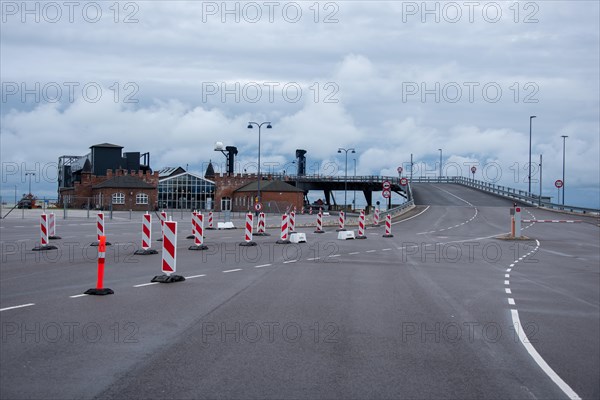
[1,1,599,208]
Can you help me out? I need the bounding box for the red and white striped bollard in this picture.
[383,214,394,238]
[152,219,185,283]
[357,210,367,239]
[32,213,58,251]
[189,212,208,250]
[314,211,324,233]
[91,212,111,246]
[336,211,346,231]
[207,211,215,230]
[289,211,296,233]
[135,212,158,255]
[276,214,291,244]
[240,212,257,246]
[373,208,380,226]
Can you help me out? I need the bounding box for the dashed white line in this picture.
[508,298,515,305]
[348,252,360,255]
[134,282,159,287]
[223,268,242,273]
[509,263,515,267]
[505,274,510,278]
[506,268,512,272]
[0,303,35,312]
[505,288,512,294]
[511,309,581,400]
[185,274,206,279]
[254,263,272,268]
[328,254,341,258]
[504,280,510,285]
[366,250,376,253]
[69,294,88,298]
[382,248,392,251]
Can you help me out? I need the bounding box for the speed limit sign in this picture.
[399,177,408,186]
[397,166,403,174]
[254,202,263,212]
[382,189,391,199]
[555,180,563,189]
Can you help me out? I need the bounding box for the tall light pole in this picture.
[25,172,36,195]
[528,115,536,194]
[561,135,568,206]
[338,148,355,211]
[539,154,543,206]
[438,149,442,179]
[353,158,356,209]
[247,121,272,204]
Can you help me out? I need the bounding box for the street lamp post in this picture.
[353,158,356,209]
[25,172,36,195]
[561,135,568,206]
[438,149,442,179]
[539,154,543,206]
[337,148,355,211]
[247,121,272,205]
[528,116,536,194]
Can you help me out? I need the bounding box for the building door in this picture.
[221,197,231,211]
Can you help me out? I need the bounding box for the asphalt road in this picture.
[1,184,598,399]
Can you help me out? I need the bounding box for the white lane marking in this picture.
[505,274,510,278]
[185,274,206,279]
[506,268,512,272]
[283,260,298,264]
[134,282,159,287]
[366,250,376,253]
[382,248,392,251]
[69,294,88,298]
[391,205,430,225]
[505,288,512,294]
[510,263,515,267]
[328,254,341,258]
[508,298,515,305]
[511,309,582,400]
[0,303,35,312]
[504,280,510,285]
[348,252,360,255]
[223,268,242,273]
[254,264,272,268]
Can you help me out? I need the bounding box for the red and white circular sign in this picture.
[382,180,391,190]
[382,189,391,199]
[397,166,403,174]
[555,179,564,189]
[254,202,263,212]
[399,177,408,186]
[471,166,477,174]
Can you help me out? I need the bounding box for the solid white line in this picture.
[511,309,582,400]
[0,303,35,312]
[508,298,515,305]
[254,264,272,268]
[134,282,159,287]
[505,288,512,294]
[185,274,206,279]
[69,294,88,298]
[392,205,430,225]
[223,268,242,273]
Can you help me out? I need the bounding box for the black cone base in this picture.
[151,274,186,283]
[336,228,347,232]
[186,235,195,239]
[383,234,394,238]
[189,245,209,251]
[206,227,216,230]
[32,245,58,251]
[134,248,158,255]
[49,236,61,240]
[157,238,163,241]
[276,240,291,244]
[239,241,257,247]
[356,236,367,239]
[254,232,271,236]
[90,242,112,247]
[84,288,114,296]
[314,230,325,234]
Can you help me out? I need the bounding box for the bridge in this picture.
[0,180,598,399]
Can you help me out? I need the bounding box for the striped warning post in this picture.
[336,211,346,231]
[276,214,291,244]
[207,211,216,230]
[32,214,57,251]
[309,207,313,215]
[91,212,112,246]
[314,211,325,233]
[356,210,367,239]
[84,236,114,295]
[383,214,394,238]
[255,212,270,236]
[373,208,380,226]
[152,219,185,283]
[240,213,257,246]
[189,212,208,250]
[48,212,60,240]
[135,212,158,255]
[289,211,296,233]
[157,210,167,241]
[187,211,197,239]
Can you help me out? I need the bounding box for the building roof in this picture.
[158,166,186,178]
[93,175,155,189]
[205,161,215,178]
[90,143,123,149]
[234,180,303,193]
[159,171,215,185]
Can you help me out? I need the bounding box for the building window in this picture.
[221,197,231,211]
[112,192,125,204]
[136,193,148,205]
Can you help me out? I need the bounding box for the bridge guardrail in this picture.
[410,176,599,215]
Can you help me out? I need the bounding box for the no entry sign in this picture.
[555,180,564,189]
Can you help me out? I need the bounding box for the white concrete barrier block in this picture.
[323,212,330,216]
[290,233,307,243]
[337,230,355,240]
[217,222,236,229]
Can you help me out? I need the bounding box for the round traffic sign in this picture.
[555,179,563,189]
[397,166,403,174]
[382,189,391,199]
[254,202,263,212]
[399,177,408,186]
[382,180,391,189]
[471,166,477,173]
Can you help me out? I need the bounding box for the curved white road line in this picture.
[511,309,581,400]
[0,303,35,312]
[392,206,430,225]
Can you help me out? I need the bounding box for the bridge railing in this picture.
[410,176,599,215]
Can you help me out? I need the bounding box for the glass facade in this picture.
[158,173,215,210]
